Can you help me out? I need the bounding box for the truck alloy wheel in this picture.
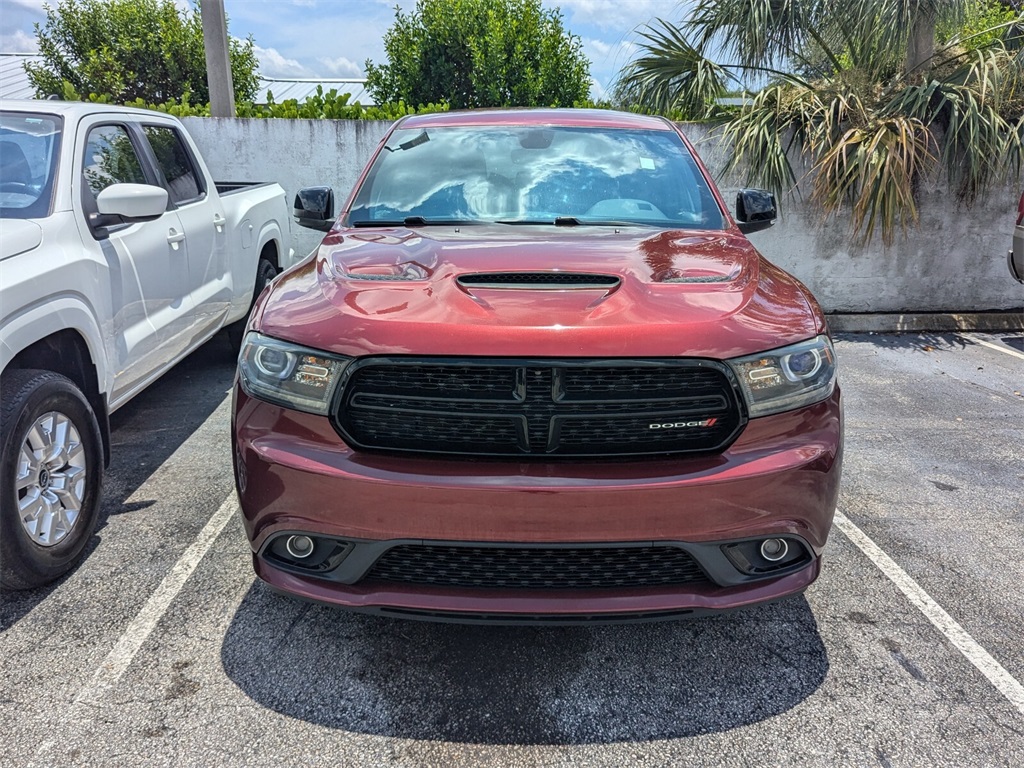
[0,370,103,590]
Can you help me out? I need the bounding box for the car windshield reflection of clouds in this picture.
[349,126,725,229]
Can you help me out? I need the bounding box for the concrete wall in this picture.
[183,117,1024,314]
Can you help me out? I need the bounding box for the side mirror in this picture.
[735,189,777,235]
[294,186,335,232]
[96,183,168,222]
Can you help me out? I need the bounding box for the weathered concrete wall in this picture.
[183,117,1024,313]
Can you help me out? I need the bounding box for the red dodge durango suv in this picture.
[232,109,843,623]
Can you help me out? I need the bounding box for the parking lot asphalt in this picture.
[1,331,1022,767]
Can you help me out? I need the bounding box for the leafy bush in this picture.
[365,0,591,108]
[26,0,259,104]
[58,83,450,121]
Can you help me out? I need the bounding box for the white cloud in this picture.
[252,44,314,78]
[0,29,38,53]
[584,37,638,62]
[581,37,640,92]
[4,0,47,11]
[557,0,687,33]
[317,56,363,78]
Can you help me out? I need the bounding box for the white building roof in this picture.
[258,77,372,106]
[0,54,43,100]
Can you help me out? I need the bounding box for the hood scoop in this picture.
[457,272,620,290]
[653,266,742,284]
[662,273,737,284]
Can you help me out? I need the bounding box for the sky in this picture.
[0,0,692,100]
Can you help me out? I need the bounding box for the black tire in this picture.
[0,370,104,590]
[227,257,278,349]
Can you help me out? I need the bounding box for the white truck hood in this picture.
[0,219,43,261]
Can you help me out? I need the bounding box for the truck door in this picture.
[74,120,192,406]
[141,123,230,340]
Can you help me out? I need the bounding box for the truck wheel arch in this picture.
[3,328,110,467]
[256,223,282,270]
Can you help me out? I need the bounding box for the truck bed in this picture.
[215,181,280,196]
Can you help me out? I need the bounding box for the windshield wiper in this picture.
[383,131,430,153]
[496,217,649,227]
[351,216,481,228]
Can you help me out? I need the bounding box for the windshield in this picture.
[348,124,725,229]
[0,112,62,220]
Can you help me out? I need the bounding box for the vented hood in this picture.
[257,224,824,360]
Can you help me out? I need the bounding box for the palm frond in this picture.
[886,46,1020,202]
[615,0,1024,244]
[812,116,936,244]
[690,0,823,71]
[614,20,731,118]
[720,84,823,196]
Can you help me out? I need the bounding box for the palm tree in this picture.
[615,0,1024,243]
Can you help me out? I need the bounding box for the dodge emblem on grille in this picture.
[649,418,718,430]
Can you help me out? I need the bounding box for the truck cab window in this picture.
[0,111,61,219]
[144,126,204,205]
[82,124,147,199]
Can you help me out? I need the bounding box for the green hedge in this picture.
[59,80,703,121]
[59,82,449,119]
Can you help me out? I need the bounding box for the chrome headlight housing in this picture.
[238,333,350,415]
[727,335,837,417]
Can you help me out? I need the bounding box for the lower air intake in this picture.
[363,544,711,590]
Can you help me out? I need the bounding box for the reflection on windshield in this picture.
[349,125,725,230]
[0,112,62,220]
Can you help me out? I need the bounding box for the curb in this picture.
[827,312,1024,333]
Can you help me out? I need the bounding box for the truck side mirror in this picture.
[294,186,335,232]
[735,189,777,235]
[96,183,168,222]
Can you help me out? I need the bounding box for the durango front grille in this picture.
[334,358,745,458]
[363,544,711,590]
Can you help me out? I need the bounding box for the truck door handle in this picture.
[213,214,226,230]
[167,229,186,245]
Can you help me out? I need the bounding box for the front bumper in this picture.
[232,387,843,620]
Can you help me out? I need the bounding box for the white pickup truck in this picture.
[0,101,295,589]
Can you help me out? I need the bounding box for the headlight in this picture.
[238,333,349,415]
[727,335,837,417]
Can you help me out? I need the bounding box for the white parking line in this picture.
[833,510,1024,717]
[965,336,1024,362]
[29,493,239,766]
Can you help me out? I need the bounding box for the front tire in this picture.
[0,370,104,590]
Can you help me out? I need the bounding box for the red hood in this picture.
[256,225,825,360]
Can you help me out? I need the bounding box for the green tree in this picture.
[26,0,260,104]
[940,0,1019,50]
[365,0,591,109]
[616,0,1024,243]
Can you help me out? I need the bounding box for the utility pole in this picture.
[202,0,236,117]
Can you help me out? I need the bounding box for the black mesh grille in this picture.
[336,358,744,458]
[562,367,726,395]
[364,544,710,590]
[351,365,516,400]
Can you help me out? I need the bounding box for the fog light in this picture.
[760,538,789,562]
[285,535,315,559]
